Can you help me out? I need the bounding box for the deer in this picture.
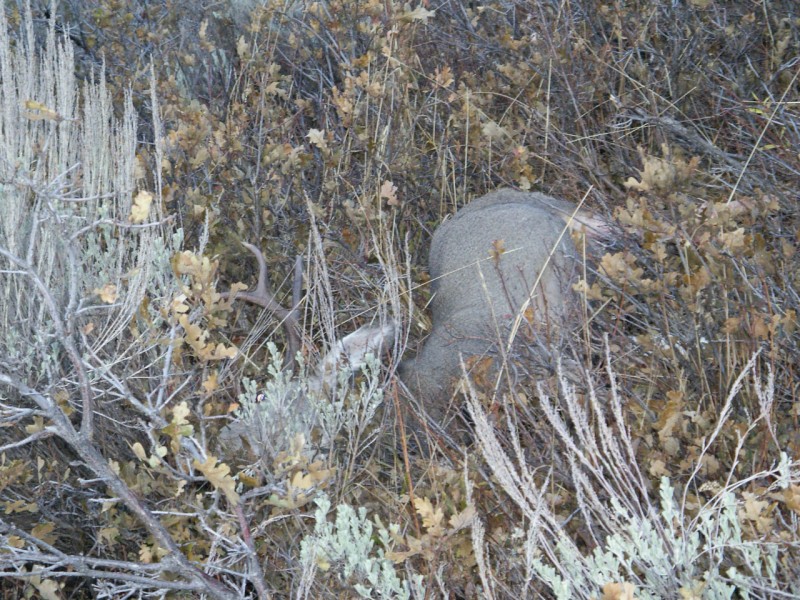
[217,189,606,456]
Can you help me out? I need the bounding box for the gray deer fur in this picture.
[396,189,601,421]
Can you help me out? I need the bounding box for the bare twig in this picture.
[0,371,239,600]
[234,504,273,599]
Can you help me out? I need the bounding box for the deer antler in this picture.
[221,242,302,372]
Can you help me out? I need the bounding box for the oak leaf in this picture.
[194,456,239,504]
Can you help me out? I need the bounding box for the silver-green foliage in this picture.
[529,470,795,599]
[529,478,715,599]
[0,5,174,384]
[218,345,318,462]
[312,352,387,451]
[470,356,799,599]
[299,494,424,599]
[219,343,388,465]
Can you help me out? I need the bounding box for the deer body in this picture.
[397,189,595,420]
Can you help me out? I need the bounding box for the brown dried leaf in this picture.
[434,65,454,88]
[380,180,400,206]
[31,522,57,545]
[306,128,328,151]
[201,371,219,394]
[23,99,62,121]
[94,284,118,304]
[209,342,238,360]
[193,456,239,505]
[739,493,774,534]
[780,485,800,515]
[414,497,445,536]
[602,581,637,600]
[449,504,476,531]
[401,5,436,23]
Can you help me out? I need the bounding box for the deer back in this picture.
[398,189,592,418]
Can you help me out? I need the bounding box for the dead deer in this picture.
[219,189,606,453]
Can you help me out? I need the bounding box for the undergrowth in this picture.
[0,0,798,597]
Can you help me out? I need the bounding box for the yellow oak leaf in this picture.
[194,456,239,504]
[130,190,153,223]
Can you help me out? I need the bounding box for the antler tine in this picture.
[223,242,302,372]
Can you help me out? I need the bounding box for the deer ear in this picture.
[317,324,395,389]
